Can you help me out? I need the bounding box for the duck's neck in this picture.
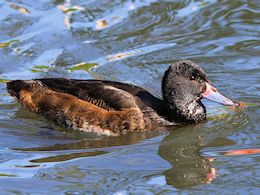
[162,74,206,124]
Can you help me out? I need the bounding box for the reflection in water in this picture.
[15,131,163,151]
[159,130,213,188]
[14,126,237,189]
[158,126,238,189]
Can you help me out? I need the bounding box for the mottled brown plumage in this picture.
[8,80,146,136]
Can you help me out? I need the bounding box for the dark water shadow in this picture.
[158,126,236,189]
[13,130,163,151]
[12,131,164,164]
[30,151,108,163]
[12,122,238,189]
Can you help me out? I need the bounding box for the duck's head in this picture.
[162,60,238,123]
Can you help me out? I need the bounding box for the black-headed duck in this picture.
[7,60,238,136]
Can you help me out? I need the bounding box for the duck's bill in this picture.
[202,82,239,106]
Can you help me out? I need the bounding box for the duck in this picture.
[7,60,238,136]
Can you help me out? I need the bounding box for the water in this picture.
[0,0,259,194]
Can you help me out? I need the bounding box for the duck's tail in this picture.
[7,80,27,99]
[7,80,44,99]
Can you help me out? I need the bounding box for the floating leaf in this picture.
[96,19,109,29]
[63,8,79,13]
[58,5,84,13]
[10,3,31,14]
[33,65,50,69]
[68,62,97,72]
[0,173,16,177]
[0,40,19,48]
[0,43,10,48]
[0,78,10,83]
[28,65,50,73]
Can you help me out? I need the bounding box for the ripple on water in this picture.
[0,0,259,194]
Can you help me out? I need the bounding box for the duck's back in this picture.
[38,78,165,114]
[7,78,176,135]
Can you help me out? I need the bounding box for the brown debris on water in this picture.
[10,3,31,14]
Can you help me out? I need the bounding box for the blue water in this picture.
[0,0,259,194]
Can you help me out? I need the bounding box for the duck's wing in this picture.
[37,78,164,112]
[37,78,135,111]
[38,78,178,129]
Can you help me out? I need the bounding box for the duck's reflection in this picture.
[159,124,236,188]
[15,131,162,151]
[14,127,236,189]
[159,128,214,189]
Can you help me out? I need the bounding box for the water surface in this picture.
[0,0,259,194]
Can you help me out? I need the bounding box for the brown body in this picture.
[16,81,147,136]
[7,80,174,136]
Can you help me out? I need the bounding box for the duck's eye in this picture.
[190,71,198,80]
[190,74,196,80]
